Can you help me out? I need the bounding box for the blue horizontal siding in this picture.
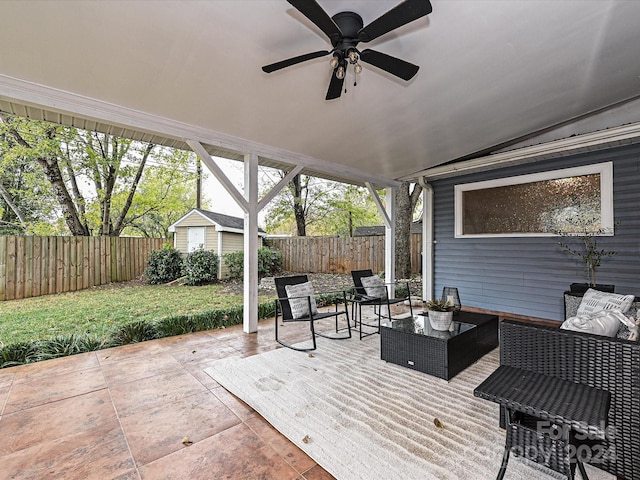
[432,143,640,321]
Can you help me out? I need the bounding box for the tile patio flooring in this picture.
[0,318,336,480]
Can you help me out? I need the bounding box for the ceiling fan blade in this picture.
[325,70,345,100]
[287,0,342,43]
[358,0,432,43]
[359,49,419,81]
[262,50,330,73]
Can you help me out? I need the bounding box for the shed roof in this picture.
[168,208,266,236]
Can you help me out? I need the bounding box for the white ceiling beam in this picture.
[258,165,304,212]
[366,182,391,229]
[186,139,249,213]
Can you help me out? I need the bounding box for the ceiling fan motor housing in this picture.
[331,11,363,53]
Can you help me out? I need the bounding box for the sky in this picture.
[201,158,244,217]
[201,157,270,225]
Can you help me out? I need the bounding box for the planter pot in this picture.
[569,283,615,295]
[428,310,454,331]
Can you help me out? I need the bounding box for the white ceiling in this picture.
[1,0,640,186]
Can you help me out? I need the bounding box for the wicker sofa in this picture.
[499,318,640,480]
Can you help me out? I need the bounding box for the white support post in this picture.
[385,188,396,287]
[365,182,396,290]
[187,138,309,334]
[420,180,434,301]
[243,153,259,333]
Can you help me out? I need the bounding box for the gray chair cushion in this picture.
[285,281,318,319]
[360,275,387,299]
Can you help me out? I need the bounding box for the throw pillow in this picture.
[561,310,627,338]
[576,288,634,316]
[360,275,388,299]
[285,282,318,319]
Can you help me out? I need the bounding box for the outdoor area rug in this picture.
[204,335,614,480]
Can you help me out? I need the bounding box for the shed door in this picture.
[187,227,206,252]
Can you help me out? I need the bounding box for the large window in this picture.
[454,162,613,237]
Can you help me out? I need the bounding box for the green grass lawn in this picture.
[0,282,260,345]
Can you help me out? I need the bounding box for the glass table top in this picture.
[381,314,476,340]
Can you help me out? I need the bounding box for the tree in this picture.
[395,182,422,279]
[121,149,205,237]
[0,117,62,234]
[321,185,382,237]
[263,172,336,236]
[0,114,200,237]
[262,171,382,237]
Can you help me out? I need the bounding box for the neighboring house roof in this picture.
[354,221,423,237]
[168,208,266,236]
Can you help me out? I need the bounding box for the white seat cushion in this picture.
[561,310,627,337]
[285,281,318,319]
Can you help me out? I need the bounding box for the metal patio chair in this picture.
[350,269,414,339]
[274,275,351,351]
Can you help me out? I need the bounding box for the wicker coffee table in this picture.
[380,311,498,380]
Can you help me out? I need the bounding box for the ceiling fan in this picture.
[262,0,432,100]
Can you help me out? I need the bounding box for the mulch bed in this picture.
[218,272,354,297]
[218,272,422,298]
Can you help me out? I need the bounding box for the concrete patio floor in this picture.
[0,318,336,480]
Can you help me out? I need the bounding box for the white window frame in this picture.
[454,162,614,238]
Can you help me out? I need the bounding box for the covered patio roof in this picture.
[3,0,640,332]
[2,0,640,185]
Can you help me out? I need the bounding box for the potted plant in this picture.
[558,224,617,294]
[425,298,455,331]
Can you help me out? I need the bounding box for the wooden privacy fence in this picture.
[0,236,166,301]
[268,234,422,275]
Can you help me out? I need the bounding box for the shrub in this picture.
[223,251,244,280]
[145,244,184,284]
[223,247,283,280]
[258,247,283,277]
[0,341,38,368]
[35,334,87,360]
[184,248,219,286]
[258,301,276,319]
[112,321,159,345]
[0,300,279,369]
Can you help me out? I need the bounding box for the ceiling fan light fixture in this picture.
[262,0,432,100]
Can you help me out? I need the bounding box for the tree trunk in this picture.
[41,153,90,236]
[291,174,307,236]
[395,182,422,279]
[111,143,154,236]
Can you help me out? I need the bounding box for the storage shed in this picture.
[168,208,266,279]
